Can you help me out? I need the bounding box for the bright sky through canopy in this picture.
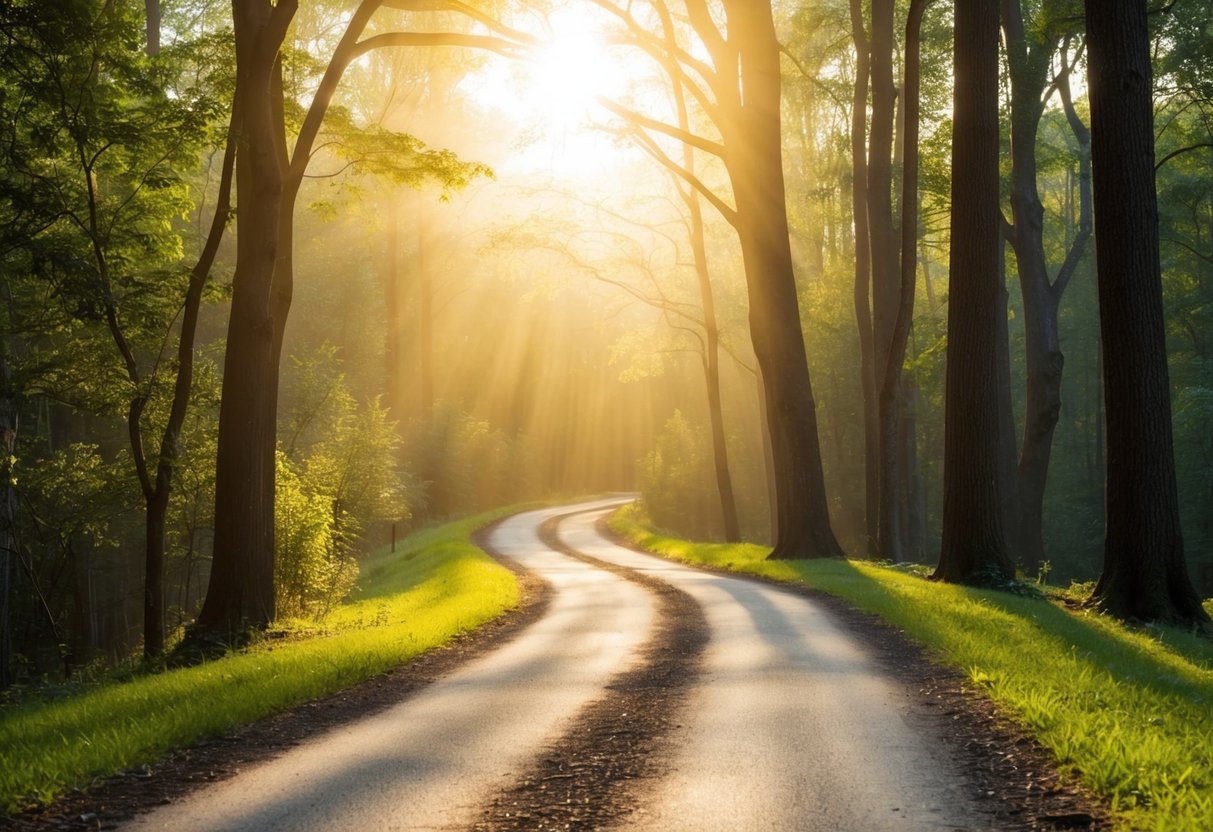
[459,6,640,175]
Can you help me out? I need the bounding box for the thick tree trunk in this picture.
[849,0,879,556]
[726,1,841,559]
[1084,0,1210,628]
[935,0,1014,584]
[197,0,295,638]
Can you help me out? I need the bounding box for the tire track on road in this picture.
[473,510,709,832]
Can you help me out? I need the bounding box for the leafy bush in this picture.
[638,411,722,540]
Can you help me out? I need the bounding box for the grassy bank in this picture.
[610,504,1213,832]
[0,506,523,814]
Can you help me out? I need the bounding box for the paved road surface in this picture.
[124,499,989,831]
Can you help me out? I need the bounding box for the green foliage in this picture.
[404,403,532,520]
[276,345,415,619]
[274,451,348,620]
[638,410,719,539]
[612,504,1213,832]
[0,505,522,814]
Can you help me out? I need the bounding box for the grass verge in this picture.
[0,505,524,814]
[610,503,1213,832]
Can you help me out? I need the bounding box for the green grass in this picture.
[0,505,524,814]
[610,504,1213,832]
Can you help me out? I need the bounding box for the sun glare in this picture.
[460,8,639,173]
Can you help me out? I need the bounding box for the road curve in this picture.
[557,508,989,831]
[122,499,1007,831]
[122,500,653,832]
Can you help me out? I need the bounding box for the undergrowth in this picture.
[610,503,1213,832]
[0,505,523,814]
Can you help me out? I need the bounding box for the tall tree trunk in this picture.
[870,0,911,560]
[655,1,741,543]
[384,200,404,420]
[148,104,238,658]
[725,0,841,559]
[197,0,296,639]
[418,203,435,414]
[878,0,928,563]
[1084,0,1210,628]
[0,353,14,689]
[995,229,1024,559]
[849,0,879,556]
[1001,3,1093,575]
[935,0,1014,584]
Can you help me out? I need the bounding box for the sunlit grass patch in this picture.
[0,506,523,814]
[610,503,1213,832]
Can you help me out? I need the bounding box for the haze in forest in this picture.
[1,0,1210,674]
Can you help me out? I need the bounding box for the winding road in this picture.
[122,499,1019,831]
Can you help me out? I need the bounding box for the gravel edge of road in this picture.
[6,516,551,832]
[598,514,1112,832]
[470,511,709,832]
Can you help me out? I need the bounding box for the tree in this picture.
[596,0,842,557]
[0,0,231,658]
[934,0,1015,584]
[849,0,879,556]
[197,0,521,642]
[1083,0,1211,628]
[1000,1,1093,573]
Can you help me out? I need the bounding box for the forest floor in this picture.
[10,501,1107,831]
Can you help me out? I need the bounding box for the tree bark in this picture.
[1084,0,1210,628]
[384,200,404,420]
[723,0,841,558]
[935,0,1014,584]
[849,0,879,556]
[1001,3,1093,574]
[878,0,928,563]
[197,0,296,638]
[654,2,741,543]
[418,202,435,414]
[0,355,14,689]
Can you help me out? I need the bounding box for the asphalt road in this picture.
[123,499,992,831]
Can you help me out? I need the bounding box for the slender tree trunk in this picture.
[148,104,237,658]
[870,0,913,561]
[878,0,929,563]
[757,368,778,546]
[694,221,741,542]
[1084,0,1210,628]
[849,0,879,556]
[935,0,1014,584]
[995,231,1024,560]
[654,2,741,543]
[725,0,841,558]
[384,200,403,420]
[418,203,435,414]
[1001,3,1094,575]
[0,364,14,689]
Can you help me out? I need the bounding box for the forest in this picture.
[0,0,1210,684]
